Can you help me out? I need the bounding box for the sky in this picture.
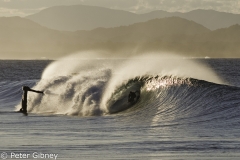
[0,0,240,17]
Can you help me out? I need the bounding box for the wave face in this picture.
[13,53,240,125]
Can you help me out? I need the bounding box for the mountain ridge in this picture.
[26,5,240,31]
[0,16,239,59]
[26,5,140,31]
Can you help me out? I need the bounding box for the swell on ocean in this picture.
[14,51,231,119]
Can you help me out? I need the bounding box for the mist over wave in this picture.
[15,51,225,117]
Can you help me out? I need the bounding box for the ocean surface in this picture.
[0,55,240,160]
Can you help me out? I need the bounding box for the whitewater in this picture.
[1,52,240,159]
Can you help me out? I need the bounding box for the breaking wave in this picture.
[12,52,240,123]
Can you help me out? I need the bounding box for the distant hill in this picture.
[0,16,240,59]
[195,24,240,57]
[0,17,71,59]
[26,5,240,31]
[75,17,210,42]
[26,5,139,31]
[144,9,240,31]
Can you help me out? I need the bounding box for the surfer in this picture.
[19,86,44,114]
[128,90,140,103]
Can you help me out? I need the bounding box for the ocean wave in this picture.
[6,52,239,126]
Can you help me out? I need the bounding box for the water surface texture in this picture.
[0,56,240,160]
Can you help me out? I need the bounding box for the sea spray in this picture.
[15,51,224,116]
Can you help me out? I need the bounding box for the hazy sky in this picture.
[0,0,240,17]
